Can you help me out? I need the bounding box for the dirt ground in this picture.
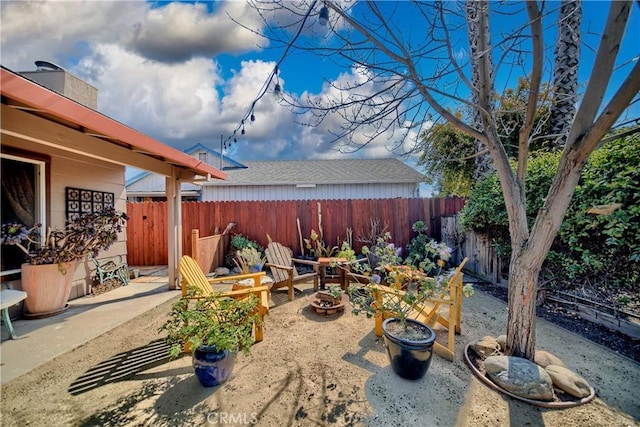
[1,284,639,427]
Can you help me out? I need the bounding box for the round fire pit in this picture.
[308,291,348,315]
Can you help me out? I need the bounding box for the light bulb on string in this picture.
[319,3,329,26]
[241,120,245,135]
[273,65,281,98]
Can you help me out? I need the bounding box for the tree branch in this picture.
[517,1,544,183]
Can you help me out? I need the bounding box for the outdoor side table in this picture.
[1,289,28,340]
[317,257,348,290]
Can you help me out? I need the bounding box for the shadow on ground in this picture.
[68,339,178,395]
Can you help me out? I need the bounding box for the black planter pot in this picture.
[192,345,236,387]
[382,318,436,380]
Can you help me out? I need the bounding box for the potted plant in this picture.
[0,207,128,317]
[226,234,264,270]
[234,246,266,273]
[160,287,262,387]
[348,235,473,380]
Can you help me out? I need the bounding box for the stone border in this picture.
[463,344,596,409]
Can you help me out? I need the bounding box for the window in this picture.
[1,154,46,275]
[198,152,207,163]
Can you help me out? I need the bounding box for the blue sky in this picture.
[1,1,638,189]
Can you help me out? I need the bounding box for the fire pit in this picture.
[308,291,348,315]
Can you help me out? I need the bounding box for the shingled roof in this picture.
[204,158,425,186]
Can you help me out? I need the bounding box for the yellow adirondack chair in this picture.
[371,257,468,361]
[264,242,319,301]
[179,255,270,342]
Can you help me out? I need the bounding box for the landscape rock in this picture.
[471,336,501,357]
[484,355,555,401]
[496,334,507,351]
[545,365,592,398]
[214,267,231,276]
[535,350,568,368]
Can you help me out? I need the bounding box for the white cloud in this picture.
[124,1,265,62]
[0,1,263,70]
[1,0,426,168]
[0,1,147,70]
[78,44,223,143]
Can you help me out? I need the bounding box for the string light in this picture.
[273,65,281,97]
[319,3,329,26]
[219,0,326,148]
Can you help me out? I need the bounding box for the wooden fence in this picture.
[441,216,506,284]
[126,197,466,266]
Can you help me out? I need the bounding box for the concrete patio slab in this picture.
[0,272,178,385]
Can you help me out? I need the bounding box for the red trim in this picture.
[1,68,226,180]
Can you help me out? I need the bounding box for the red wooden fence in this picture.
[126,198,465,266]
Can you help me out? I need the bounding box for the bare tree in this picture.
[245,0,640,360]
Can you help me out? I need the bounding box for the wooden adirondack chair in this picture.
[264,242,319,301]
[371,257,469,361]
[179,255,270,342]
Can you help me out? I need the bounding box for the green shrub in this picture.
[459,133,640,291]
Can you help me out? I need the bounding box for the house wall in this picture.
[201,182,420,201]
[126,173,167,192]
[126,171,201,201]
[1,136,127,302]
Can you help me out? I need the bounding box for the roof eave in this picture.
[0,67,225,181]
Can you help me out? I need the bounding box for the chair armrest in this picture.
[222,285,270,299]
[292,258,319,266]
[207,271,266,285]
[265,263,294,272]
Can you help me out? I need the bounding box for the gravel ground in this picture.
[1,285,639,426]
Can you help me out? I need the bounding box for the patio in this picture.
[1,270,639,426]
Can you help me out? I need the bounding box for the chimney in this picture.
[19,60,98,110]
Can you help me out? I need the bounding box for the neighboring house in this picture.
[1,63,225,297]
[128,157,426,202]
[126,143,246,201]
[200,158,426,201]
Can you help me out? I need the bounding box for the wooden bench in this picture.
[1,289,28,339]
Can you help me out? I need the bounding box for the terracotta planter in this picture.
[21,261,77,318]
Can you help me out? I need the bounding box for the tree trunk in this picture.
[466,0,494,180]
[505,251,543,359]
[550,0,581,148]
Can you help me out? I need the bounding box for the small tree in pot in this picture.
[348,235,473,379]
[0,207,128,316]
[160,287,261,387]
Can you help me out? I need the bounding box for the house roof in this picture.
[0,67,226,181]
[125,143,245,187]
[203,158,426,186]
